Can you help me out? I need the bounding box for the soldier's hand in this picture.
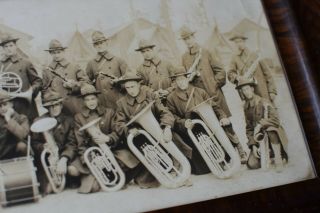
[92,134,110,144]
[129,128,139,136]
[56,157,68,175]
[163,126,172,143]
[158,89,169,97]
[219,118,231,126]
[184,119,194,129]
[63,79,77,89]
[4,108,14,122]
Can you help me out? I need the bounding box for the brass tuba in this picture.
[186,99,241,179]
[30,117,66,193]
[80,118,125,192]
[126,101,191,189]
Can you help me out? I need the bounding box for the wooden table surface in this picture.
[151,0,320,212]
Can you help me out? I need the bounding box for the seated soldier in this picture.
[235,78,288,172]
[115,72,190,188]
[166,67,247,175]
[31,91,79,194]
[0,94,29,160]
[73,84,141,193]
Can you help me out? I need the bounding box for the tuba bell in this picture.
[126,101,191,189]
[80,118,126,192]
[186,99,241,179]
[30,117,66,193]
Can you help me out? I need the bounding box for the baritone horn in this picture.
[126,101,191,189]
[80,118,125,192]
[186,99,241,179]
[30,117,66,193]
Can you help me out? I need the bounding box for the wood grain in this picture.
[150,0,320,212]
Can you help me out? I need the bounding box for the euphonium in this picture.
[30,117,66,193]
[186,99,241,179]
[81,118,125,192]
[126,101,191,189]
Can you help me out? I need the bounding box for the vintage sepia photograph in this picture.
[0,0,316,212]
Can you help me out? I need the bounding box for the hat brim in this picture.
[169,73,190,79]
[43,98,64,107]
[78,91,101,98]
[45,47,68,52]
[229,36,248,41]
[92,38,108,44]
[235,82,256,90]
[135,45,156,52]
[117,77,142,85]
[0,38,19,46]
[179,32,196,40]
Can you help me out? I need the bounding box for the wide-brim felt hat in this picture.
[91,31,108,44]
[229,32,248,41]
[235,78,257,89]
[117,72,142,85]
[0,34,19,46]
[135,39,156,52]
[42,91,64,107]
[79,84,101,97]
[169,66,190,79]
[179,26,196,40]
[45,39,67,52]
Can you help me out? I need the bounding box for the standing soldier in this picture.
[135,39,175,101]
[0,34,42,118]
[235,79,288,171]
[0,94,29,160]
[86,31,130,109]
[31,91,79,194]
[73,84,141,193]
[42,39,89,115]
[167,67,247,174]
[180,26,244,160]
[228,32,277,102]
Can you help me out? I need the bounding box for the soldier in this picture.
[31,91,79,194]
[0,34,42,118]
[135,39,175,101]
[235,79,288,172]
[115,72,181,188]
[0,94,29,160]
[42,39,89,115]
[73,84,141,193]
[166,67,247,174]
[228,32,277,102]
[86,31,130,109]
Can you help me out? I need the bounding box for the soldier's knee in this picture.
[91,180,100,193]
[267,131,280,144]
[68,166,80,177]
[16,142,27,154]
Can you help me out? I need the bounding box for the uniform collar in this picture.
[143,57,161,67]
[238,48,249,58]
[244,94,261,109]
[95,51,114,62]
[189,44,200,55]
[81,105,105,118]
[1,54,21,63]
[126,86,148,106]
[49,58,69,70]
[175,86,193,101]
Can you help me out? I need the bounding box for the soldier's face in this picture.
[50,50,65,62]
[141,48,154,60]
[183,35,196,48]
[48,103,63,117]
[175,75,189,90]
[241,85,255,100]
[0,101,13,114]
[234,39,246,51]
[84,95,98,110]
[94,40,108,53]
[3,42,17,57]
[124,81,140,98]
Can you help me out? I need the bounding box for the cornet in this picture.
[30,117,66,193]
[80,118,125,192]
[126,101,191,189]
[186,99,241,179]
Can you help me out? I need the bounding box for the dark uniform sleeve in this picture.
[74,114,89,164]
[86,61,96,84]
[259,100,280,129]
[259,59,277,95]
[26,60,42,98]
[41,68,53,93]
[136,65,148,86]
[151,92,175,128]
[166,95,187,133]
[118,58,130,77]
[208,51,226,88]
[227,56,238,84]
[245,119,256,148]
[72,65,91,94]
[101,109,121,148]
[5,114,29,141]
[60,119,77,161]
[114,101,130,138]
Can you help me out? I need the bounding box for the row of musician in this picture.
[0,26,288,205]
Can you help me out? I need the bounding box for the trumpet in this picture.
[186,99,241,179]
[30,117,66,193]
[80,118,125,192]
[126,101,191,189]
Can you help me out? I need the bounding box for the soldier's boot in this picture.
[271,143,283,173]
[236,143,247,164]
